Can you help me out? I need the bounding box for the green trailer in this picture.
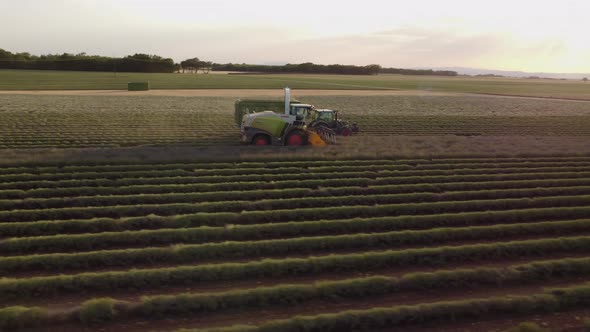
[234,99,300,127]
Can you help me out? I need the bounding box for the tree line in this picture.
[379,68,458,76]
[0,49,176,73]
[212,62,383,75]
[213,63,457,76]
[0,48,457,76]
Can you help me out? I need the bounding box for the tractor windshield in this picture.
[317,111,334,122]
[290,106,313,120]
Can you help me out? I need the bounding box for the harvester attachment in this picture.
[306,127,336,146]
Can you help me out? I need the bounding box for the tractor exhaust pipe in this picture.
[284,87,290,115]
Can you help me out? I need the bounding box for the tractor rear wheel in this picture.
[286,131,306,146]
[341,127,353,136]
[252,135,271,146]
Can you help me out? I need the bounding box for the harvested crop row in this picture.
[0,159,403,175]
[195,283,590,332]
[4,206,590,250]
[3,168,590,192]
[0,169,198,183]
[2,188,590,222]
[396,156,590,165]
[1,159,588,178]
[3,219,590,272]
[4,178,590,211]
[3,195,590,231]
[3,165,590,191]
[3,205,589,239]
[101,161,590,177]
[5,257,590,330]
[2,235,590,300]
[133,257,590,319]
[4,172,590,200]
[2,156,590,174]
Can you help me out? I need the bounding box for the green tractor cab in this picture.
[309,109,359,136]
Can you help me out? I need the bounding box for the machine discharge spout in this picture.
[284,87,290,115]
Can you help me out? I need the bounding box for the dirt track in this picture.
[2,135,590,165]
[2,89,590,103]
[0,89,458,97]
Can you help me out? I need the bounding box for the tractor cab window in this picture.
[317,112,334,122]
[290,106,311,120]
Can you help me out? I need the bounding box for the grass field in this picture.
[2,157,590,331]
[1,69,590,100]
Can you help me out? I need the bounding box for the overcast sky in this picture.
[1,0,589,73]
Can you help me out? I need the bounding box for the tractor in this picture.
[308,109,359,136]
[236,88,354,146]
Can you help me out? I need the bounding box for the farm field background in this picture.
[1,69,590,100]
[3,157,590,331]
[2,70,590,331]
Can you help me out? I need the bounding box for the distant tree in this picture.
[298,62,315,73]
[128,53,159,61]
[0,48,13,59]
[181,57,201,73]
[122,54,175,72]
[59,53,75,59]
[584,77,588,82]
[13,52,32,60]
[365,64,382,75]
[200,61,213,74]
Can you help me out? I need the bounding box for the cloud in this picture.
[246,27,509,68]
[233,26,580,72]
[0,0,587,72]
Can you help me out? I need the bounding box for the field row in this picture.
[2,189,590,223]
[0,199,588,238]
[2,156,590,174]
[4,235,590,302]
[3,176,590,203]
[4,219,590,274]
[2,157,590,331]
[188,282,590,332]
[3,161,590,181]
[4,257,590,330]
[4,178,590,211]
[3,167,590,192]
[0,161,590,184]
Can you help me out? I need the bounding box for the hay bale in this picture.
[127,82,150,91]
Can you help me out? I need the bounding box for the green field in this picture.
[1,69,590,99]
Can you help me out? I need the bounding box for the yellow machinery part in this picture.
[306,130,327,146]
